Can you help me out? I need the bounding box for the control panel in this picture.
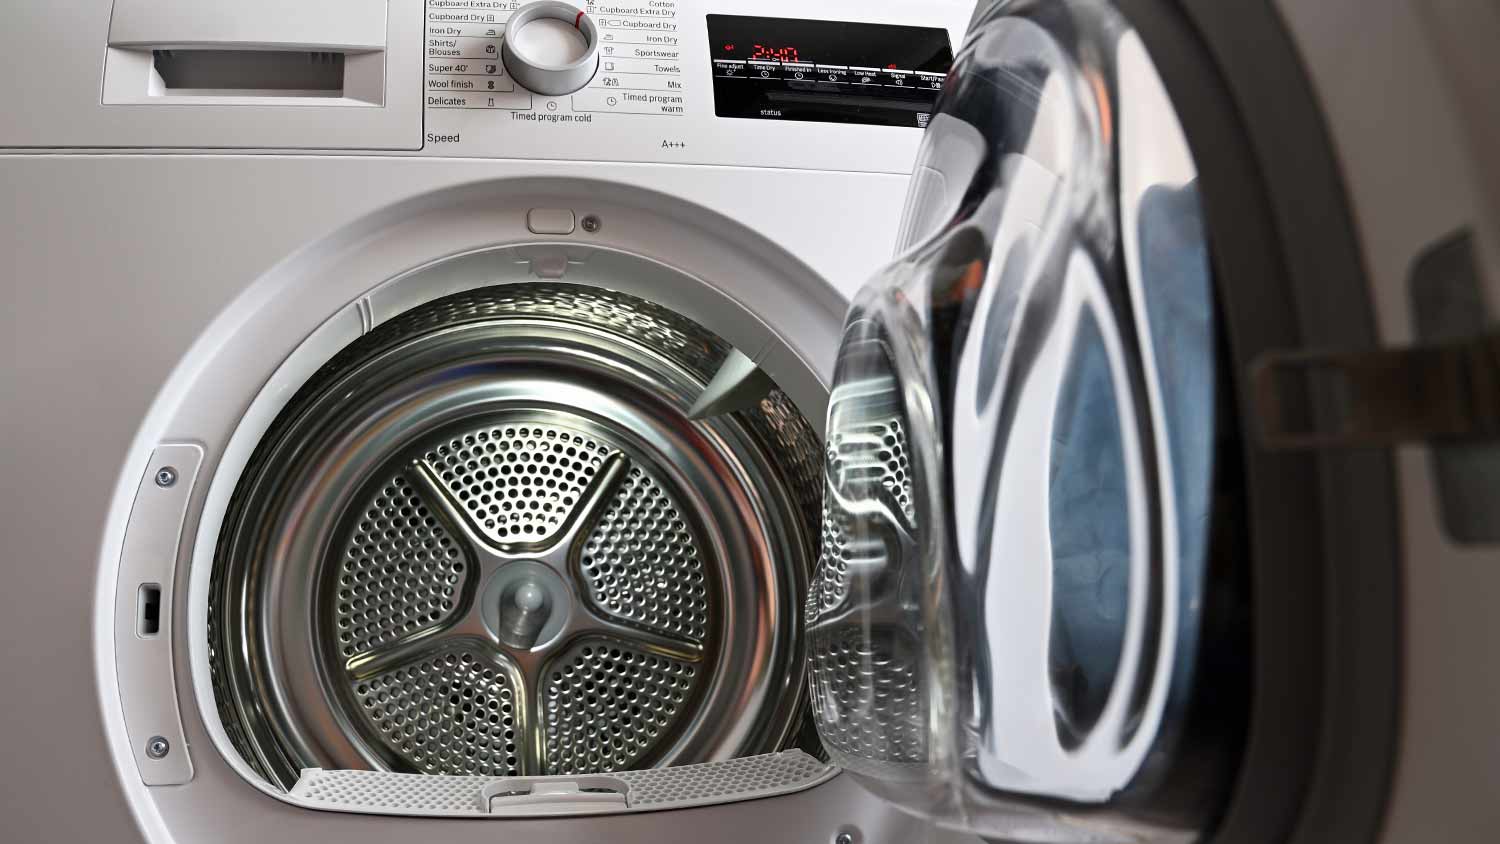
[426,1,652,115]
[707,15,952,127]
[421,0,969,173]
[0,0,969,172]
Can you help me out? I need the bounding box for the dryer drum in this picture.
[209,283,822,789]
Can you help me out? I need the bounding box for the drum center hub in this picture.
[481,561,573,650]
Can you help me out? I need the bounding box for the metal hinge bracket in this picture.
[1254,331,1500,450]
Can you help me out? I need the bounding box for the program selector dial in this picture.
[502,1,601,96]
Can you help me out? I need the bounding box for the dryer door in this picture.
[807,1,1400,841]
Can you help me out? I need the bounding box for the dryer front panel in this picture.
[3,0,974,174]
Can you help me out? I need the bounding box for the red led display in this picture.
[707,14,954,127]
[750,44,800,63]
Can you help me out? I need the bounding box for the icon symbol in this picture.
[605,46,614,54]
[759,70,769,77]
[547,100,557,111]
[793,71,803,79]
[607,96,618,106]
[486,28,497,35]
[486,64,497,74]
[604,33,614,40]
[485,44,496,54]
[488,97,495,107]
[605,62,615,71]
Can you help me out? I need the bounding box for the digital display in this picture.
[749,45,802,64]
[706,15,953,128]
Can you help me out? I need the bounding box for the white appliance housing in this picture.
[1,0,1498,842]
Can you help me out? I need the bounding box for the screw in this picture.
[146,736,170,759]
[155,467,177,488]
[581,215,601,233]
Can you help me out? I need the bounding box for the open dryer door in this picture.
[808,0,1403,841]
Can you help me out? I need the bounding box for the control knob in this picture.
[502,1,601,96]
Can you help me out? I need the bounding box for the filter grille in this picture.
[624,750,831,806]
[290,751,837,816]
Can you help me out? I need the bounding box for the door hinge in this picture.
[1253,331,1500,450]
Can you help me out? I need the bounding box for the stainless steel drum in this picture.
[209,283,822,789]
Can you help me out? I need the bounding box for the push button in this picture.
[527,208,576,235]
